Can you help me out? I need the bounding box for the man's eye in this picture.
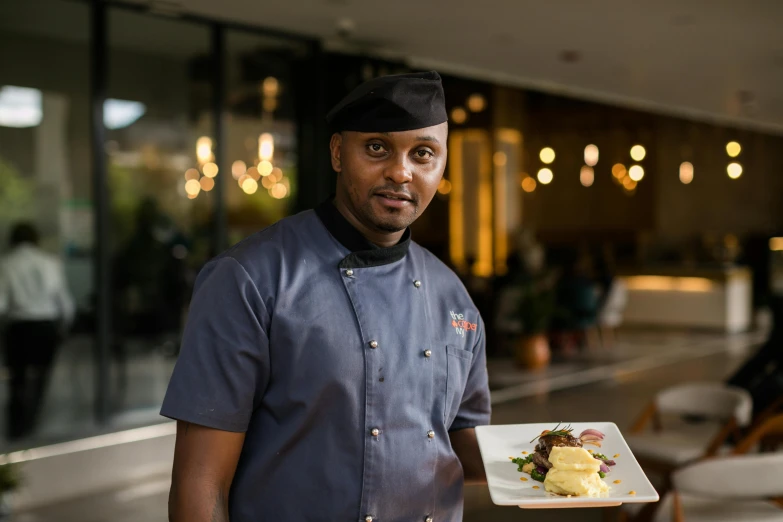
[368,143,385,153]
[416,149,434,158]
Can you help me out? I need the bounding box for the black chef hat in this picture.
[326,71,447,133]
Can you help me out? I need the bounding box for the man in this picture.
[163,71,491,522]
[0,222,75,440]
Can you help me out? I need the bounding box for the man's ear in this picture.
[329,133,342,173]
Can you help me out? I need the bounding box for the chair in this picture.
[734,413,783,455]
[597,278,628,348]
[626,383,753,479]
[651,453,783,522]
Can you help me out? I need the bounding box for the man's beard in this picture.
[360,200,418,233]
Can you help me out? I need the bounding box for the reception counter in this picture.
[618,266,752,333]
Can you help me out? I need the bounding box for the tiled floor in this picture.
[12,328,761,521]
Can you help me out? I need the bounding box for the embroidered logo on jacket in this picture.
[450,310,477,337]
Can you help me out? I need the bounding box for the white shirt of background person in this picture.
[0,242,75,328]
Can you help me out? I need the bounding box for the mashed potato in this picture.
[544,447,609,497]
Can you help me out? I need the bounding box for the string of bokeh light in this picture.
[726,141,742,179]
[186,133,290,200]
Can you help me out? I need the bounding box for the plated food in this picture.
[510,424,616,497]
[476,422,659,508]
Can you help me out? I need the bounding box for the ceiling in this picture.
[6,0,779,133]
[142,0,782,135]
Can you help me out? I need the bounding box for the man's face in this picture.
[330,122,448,234]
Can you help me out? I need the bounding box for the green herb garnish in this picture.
[511,454,534,471]
[529,423,574,443]
[531,468,547,482]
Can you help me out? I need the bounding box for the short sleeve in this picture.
[449,316,491,431]
[160,256,270,432]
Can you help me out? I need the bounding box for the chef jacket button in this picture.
[369,340,378,349]
[427,430,435,439]
[371,428,380,437]
[425,517,433,522]
[413,279,422,288]
[345,269,354,277]
[365,516,374,522]
[424,349,432,358]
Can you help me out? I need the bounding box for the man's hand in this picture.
[449,428,487,485]
[169,421,246,522]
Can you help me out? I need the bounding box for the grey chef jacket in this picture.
[161,199,491,522]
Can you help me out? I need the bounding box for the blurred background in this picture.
[0,0,782,520]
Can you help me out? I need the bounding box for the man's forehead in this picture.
[344,123,448,144]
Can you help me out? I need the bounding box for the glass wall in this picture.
[224,30,308,244]
[0,0,94,448]
[0,0,315,451]
[105,8,215,424]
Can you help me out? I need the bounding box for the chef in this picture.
[163,70,491,522]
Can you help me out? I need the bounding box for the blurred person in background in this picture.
[550,249,600,355]
[163,71,490,522]
[0,222,74,440]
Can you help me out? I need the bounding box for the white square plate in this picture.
[476,422,659,509]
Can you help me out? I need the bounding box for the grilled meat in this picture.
[533,432,583,469]
[542,433,582,455]
[532,451,552,470]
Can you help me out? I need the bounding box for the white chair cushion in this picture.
[626,423,722,466]
[653,493,783,522]
[674,453,783,499]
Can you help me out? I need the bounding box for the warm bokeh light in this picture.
[202,162,218,178]
[622,177,637,190]
[270,183,288,199]
[628,165,644,181]
[580,166,594,187]
[630,145,646,161]
[467,93,487,113]
[680,162,694,184]
[185,179,201,196]
[200,176,215,192]
[537,168,553,184]
[258,160,273,177]
[241,177,258,194]
[259,133,274,161]
[521,176,536,193]
[770,237,783,251]
[438,178,452,195]
[187,193,198,200]
[539,147,555,164]
[231,160,246,179]
[184,168,199,181]
[493,151,507,167]
[584,145,599,166]
[726,141,741,158]
[246,167,260,181]
[623,276,714,292]
[261,175,275,189]
[450,107,467,124]
[263,98,278,113]
[269,168,282,183]
[727,162,743,179]
[263,77,279,97]
[612,163,627,179]
[196,136,212,163]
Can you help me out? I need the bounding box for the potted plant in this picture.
[0,460,22,519]
[513,274,557,370]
